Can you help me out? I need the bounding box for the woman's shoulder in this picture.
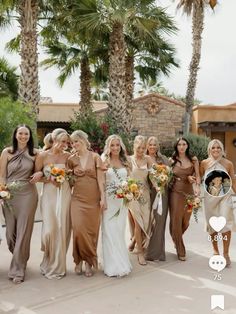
[1,147,12,155]
[221,157,233,168]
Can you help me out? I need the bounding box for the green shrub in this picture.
[160,133,210,161]
[185,133,210,161]
[70,110,133,154]
[0,97,36,152]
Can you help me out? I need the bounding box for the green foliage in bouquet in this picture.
[0,97,35,152]
[71,109,133,154]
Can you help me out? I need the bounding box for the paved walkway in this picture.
[0,212,235,314]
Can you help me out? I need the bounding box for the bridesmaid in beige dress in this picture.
[128,135,154,265]
[169,137,200,261]
[33,128,71,279]
[67,130,105,277]
[200,139,236,266]
[145,136,170,262]
[0,125,39,284]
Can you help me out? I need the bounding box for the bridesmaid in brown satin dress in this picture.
[67,130,105,277]
[0,125,40,284]
[145,136,170,262]
[169,137,200,261]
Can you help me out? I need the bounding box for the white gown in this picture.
[102,167,132,277]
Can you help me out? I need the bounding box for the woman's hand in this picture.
[188,175,196,184]
[100,197,107,211]
[194,184,201,196]
[30,171,43,183]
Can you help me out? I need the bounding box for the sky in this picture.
[0,0,235,105]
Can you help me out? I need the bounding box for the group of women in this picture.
[0,124,235,285]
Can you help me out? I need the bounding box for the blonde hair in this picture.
[43,128,68,150]
[70,130,91,149]
[133,135,147,154]
[147,136,160,152]
[102,134,130,168]
[207,139,225,159]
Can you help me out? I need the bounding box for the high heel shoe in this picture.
[12,277,24,284]
[84,262,93,277]
[137,253,147,266]
[75,261,83,275]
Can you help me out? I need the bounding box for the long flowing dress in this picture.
[129,156,153,249]
[204,161,236,234]
[169,164,194,258]
[102,167,132,277]
[67,152,102,269]
[146,155,169,261]
[40,163,71,279]
[2,150,38,280]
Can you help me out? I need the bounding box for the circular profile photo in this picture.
[204,170,231,197]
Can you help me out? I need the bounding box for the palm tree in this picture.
[177,0,217,134]
[0,57,19,100]
[70,0,177,134]
[1,0,40,119]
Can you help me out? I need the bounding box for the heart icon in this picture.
[209,216,226,232]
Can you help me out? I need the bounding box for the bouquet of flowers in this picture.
[149,163,173,194]
[0,182,22,211]
[107,177,145,218]
[185,194,201,223]
[45,164,73,185]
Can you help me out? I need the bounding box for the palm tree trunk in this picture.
[125,54,134,130]
[18,0,40,120]
[79,56,92,115]
[183,2,204,134]
[108,22,130,133]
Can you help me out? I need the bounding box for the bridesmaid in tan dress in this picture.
[67,130,105,277]
[169,137,200,261]
[145,136,170,262]
[129,135,154,266]
[0,125,39,284]
[33,128,71,279]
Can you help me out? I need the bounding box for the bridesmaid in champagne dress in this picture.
[67,130,105,277]
[129,135,154,266]
[169,137,200,261]
[101,135,132,277]
[0,125,39,284]
[145,136,170,262]
[34,128,71,279]
[200,139,236,267]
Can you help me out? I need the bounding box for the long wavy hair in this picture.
[146,136,166,160]
[133,135,147,156]
[102,134,130,168]
[10,124,35,156]
[172,137,193,166]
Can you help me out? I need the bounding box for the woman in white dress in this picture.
[101,135,132,277]
[33,129,71,279]
[200,139,236,266]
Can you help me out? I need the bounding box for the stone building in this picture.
[38,93,185,149]
[131,93,185,148]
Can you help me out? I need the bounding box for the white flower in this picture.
[159,174,168,182]
[125,193,134,201]
[56,175,65,183]
[116,188,123,195]
[121,181,128,188]
[0,191,10,198]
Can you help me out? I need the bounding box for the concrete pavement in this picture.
[0,212,236,314]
